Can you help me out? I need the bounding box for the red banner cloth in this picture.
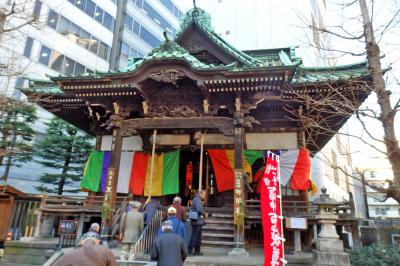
[260,152,284,266]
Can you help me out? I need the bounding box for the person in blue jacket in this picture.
[157,207,186,242]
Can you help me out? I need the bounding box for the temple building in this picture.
[24,7,372,253]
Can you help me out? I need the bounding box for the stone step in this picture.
[202,240,235,246]
[203,233,234,239]
[210,213,233,219]
[206,219,234,224]
[203,225,234,231]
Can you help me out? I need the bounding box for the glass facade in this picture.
[68,0,115,31]
[47,9,110,61]
[124,13,161,47]
[38,44,92,76]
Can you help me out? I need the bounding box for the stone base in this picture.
[1,240,58,266]
[312,250,351,266]
[228,247,249,257]
[316,238,344,252]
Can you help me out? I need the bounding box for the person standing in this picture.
[143,198,162,226]
[151,220,188,266]
[172,196,187,222]
[119,201,144,261]
[157,207,186,241]
[188,190,208,256]
[54,233,116,266]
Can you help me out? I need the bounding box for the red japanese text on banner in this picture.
[261,151,284,266]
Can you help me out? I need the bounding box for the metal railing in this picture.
[130,210,163,261]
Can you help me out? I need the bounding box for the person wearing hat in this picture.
[54,233,116,266]
[151,220,188,266]
[119,201,144,261]
[157,206,186,241]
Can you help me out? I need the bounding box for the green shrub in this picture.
[350,242,400,266]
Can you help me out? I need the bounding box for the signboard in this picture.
[58,220,77,235]
[285,217,307,230]
[260,151,284,266]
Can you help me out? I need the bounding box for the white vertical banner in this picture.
[117,151,134,193]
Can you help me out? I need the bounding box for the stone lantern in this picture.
[312,187,351,266]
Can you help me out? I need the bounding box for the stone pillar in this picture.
[294,230,302,253]
[229,111,248,257]
[312,188,351,266]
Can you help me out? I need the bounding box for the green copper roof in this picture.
[291,61,370,84]
[176,8,265,67]
[121,39,233,72]
[21,78,62,94]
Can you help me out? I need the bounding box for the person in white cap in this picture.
[119,201,144,261]
[157,206,186,241]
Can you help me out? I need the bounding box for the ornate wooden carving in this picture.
[146,104,199,118]
[148,69,185,85]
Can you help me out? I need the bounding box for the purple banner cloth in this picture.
[100,151,111,192]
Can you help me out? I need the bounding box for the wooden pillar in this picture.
[233,111,246,250]
[101,122,123,241]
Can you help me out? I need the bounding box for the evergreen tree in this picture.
[35,117,94,195]
[0,97,37,181]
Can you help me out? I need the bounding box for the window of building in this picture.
[23,37,34,58]
[94,6,104,24]
[69,0,114,32]
[38,45,51,65]
[78,29,91,49]
[124,14,133,30]
[49,50,63,72]
[98,41,109,60]
[375,208,388,215]
[33,0,42,17]
[74,62,85,75]
[89,36,99,54]
[62,56,75,76]
[84,0,96,17]
[103,13,114,31]
[133,21,140,34]
[47,9,58,29]
[69,22,81,42]
[121,42,129,58]
[344,166,350,192]
[57,16,71,36]
[48,10,110,61]
[75,0,87,11]
[143,1,172,31]
[140,26,161,47]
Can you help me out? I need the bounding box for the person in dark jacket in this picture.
[75,223,101,247]
[188,190,208,256]
[143,198,162,225]
[151,220,188,266]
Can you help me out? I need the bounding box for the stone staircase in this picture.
[202,206,235,250]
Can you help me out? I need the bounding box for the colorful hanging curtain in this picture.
[280,148,311,190]
[117,152,134,194]
[208,149,263,192]
[261,151,284,266]
[129,150,180,196]
[81,151,111,192]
